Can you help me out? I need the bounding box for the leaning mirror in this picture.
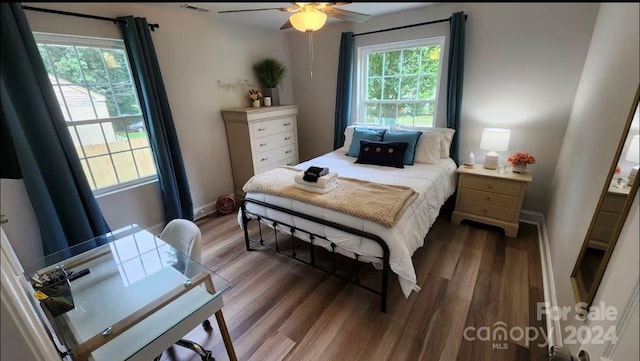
[571,86,640,308]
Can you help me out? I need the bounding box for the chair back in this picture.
[159,219,202,271]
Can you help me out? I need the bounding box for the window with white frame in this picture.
[356,37,445,127]
[34,32,157,195]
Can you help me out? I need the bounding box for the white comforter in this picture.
[240,150,457,297]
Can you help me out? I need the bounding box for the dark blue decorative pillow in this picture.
[347,128,386,157]
[355,141,408,168]
[382,130,422,165]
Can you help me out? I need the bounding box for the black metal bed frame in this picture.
[241,198,391,313]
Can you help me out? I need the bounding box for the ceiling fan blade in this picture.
[218,8,288,14]
[323,8,371,23]
[280,20,293,30]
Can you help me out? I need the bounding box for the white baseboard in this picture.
[520,210,563,347]
[194,200,217,221]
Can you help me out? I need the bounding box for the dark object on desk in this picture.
[303,166,329,182]
[36,279,75,317]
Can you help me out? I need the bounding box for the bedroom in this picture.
[1,2,638,361]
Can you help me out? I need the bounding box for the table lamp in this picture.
[480,128,511,170]
[625,134,639,185]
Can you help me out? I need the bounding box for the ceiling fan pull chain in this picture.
[308,31,314,78]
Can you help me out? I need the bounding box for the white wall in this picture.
[545,2,639,356]
[288,2,599,213]
[1,2,294,263]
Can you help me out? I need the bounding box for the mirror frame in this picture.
[570,85,640,308]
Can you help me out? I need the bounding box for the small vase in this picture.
[512,164,527,173]
[252,100,260,108]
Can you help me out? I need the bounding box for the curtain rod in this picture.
[353,14,467,38]
[21,6,160,31]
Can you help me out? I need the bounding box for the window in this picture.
[356,37,445,127]
[34,33,157,195]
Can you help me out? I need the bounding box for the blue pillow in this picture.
[382,130,422,165]
[355,140,408,168]
[347,128,386,157]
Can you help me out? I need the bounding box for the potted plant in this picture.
[248,89,262,108]
[508,152,536,173]
[252,57,287,106]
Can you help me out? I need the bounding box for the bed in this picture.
[238,126,458,312]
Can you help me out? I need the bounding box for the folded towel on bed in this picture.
[293,181,338,194]
[295,172,338,188]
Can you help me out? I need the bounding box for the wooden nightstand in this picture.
[452,164,532,237]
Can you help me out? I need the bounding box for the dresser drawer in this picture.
[252,117,296,139]
[459,188,519,209]
[457,200,516,222]
[460,174,523,196]
[256,156,298,174]
[254,144,297,169]
[253,131,296,153]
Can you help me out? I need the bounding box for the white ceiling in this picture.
[162,2,433,30]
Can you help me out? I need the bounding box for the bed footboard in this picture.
[241,198,391,313]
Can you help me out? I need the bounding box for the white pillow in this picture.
[341,124,390,153]
[413,131,443,164]
[392,126,456,159]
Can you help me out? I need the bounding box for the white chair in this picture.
[156,219,214,361]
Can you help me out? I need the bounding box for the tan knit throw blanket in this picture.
[242,167,418,227]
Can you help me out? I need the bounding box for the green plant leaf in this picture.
[252,57,287,88]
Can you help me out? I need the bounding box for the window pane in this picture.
[397,103,415,126]
[77,47,109,83]
[380,104,397,125]
[87,155,118,188]
[133,148,157,177]
[59,85,97,121]
[402,48,420,75]
[418,74,438,100]
[67,126,84,157]
[54,86,71,121]
[112,83,140,116]
[366,103,380,124]
[47,45,84,84]
[76,124,108,157]
[103,49,131,83]
[367,52,383,77]
[420,46,441,74]
[382,77,399,100]
[38,45,56,84]
[105,122,131,153]
[89,85,118,118]
[112,151,138,183]
[400,76,418,100]
[79,159,96,190]
[384,50,401,76]
[367,78,382,100]
[416,103,435,127]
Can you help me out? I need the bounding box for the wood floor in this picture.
[160,210,548,361]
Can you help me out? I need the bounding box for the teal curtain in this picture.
[446,11,466,165]
[1,3,110,255]
[334,32,354,150]
[118,16,194,222]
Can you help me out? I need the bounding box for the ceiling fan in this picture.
[218,2,372,32]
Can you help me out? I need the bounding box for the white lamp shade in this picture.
[625,134,640,163]
[290,8,327,32]
[480,128,511,151]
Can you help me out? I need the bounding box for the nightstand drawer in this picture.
[460,174,523,196]
[252,117,295,139]
[253,131,296,152]
[458,200,516,222]
[459,188,519,209]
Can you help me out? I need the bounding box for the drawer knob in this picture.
[284,136,292,140]
[261,157,269,162]
[283,122,291,126]
[285,149,292,154]
[485,196,490,201]
[257,127,266,131]
[259,143,267,147]
[488,184,493,189]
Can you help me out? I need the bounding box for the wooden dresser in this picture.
[452,164,532,237]
[222,105,299,195]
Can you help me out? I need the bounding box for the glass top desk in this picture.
[22,225,236,361]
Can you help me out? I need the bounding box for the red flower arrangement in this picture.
[508,152,536,165]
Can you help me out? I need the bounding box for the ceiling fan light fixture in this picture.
[290,8,328,32]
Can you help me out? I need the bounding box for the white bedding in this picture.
[239,150,458,297]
